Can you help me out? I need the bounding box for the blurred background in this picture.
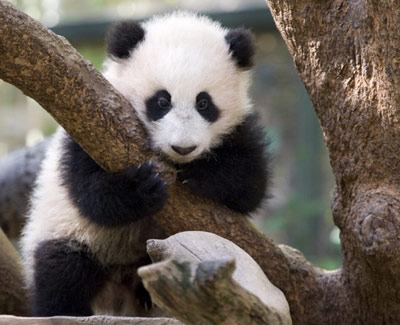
[0,0,340,269]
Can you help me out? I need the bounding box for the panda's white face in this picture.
[142,89,222,163]
[104,12,253,163]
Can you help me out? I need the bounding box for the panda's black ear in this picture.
[106,21,145,59]
[225,28,256,69]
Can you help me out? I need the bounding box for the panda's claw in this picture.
[176,168,192,182]
[117,160,168,218]
[121,161,157,181]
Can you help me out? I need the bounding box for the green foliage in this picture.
[262,196,341,270]
[77,44,106,70]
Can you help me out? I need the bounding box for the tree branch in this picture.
[0,0,153,173]
[140,259,280,325]
[138,231,292,325]
[0,316,183,325]
[0,228,28,315]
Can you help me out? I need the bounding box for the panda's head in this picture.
[103,12,255,163]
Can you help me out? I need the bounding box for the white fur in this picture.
[104,11,253,163]
[21,128,162,291]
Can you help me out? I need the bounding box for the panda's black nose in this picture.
[171,145,197,155]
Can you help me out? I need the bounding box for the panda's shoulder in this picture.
[221,113,267,153]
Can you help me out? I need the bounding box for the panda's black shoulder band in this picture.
[106,21,145,59]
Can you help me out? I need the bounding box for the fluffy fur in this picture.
[21,11,269,317]
[103,12,253,164]
[32,239,105,316]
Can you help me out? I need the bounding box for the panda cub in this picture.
[21,12,270,316]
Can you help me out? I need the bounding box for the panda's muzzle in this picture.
[171,145,197,155]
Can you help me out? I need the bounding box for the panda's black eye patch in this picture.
[196,92,220,123]
[146,90,172,121]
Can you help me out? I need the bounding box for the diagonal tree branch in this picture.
[0,0,150,173]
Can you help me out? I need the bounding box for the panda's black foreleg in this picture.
[177,154,268,214]
[177,114,269,214]
[31,239,105,316]
[60,135,168,226]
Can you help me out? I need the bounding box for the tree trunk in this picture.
[266,0,400,323]
[1,0,400,323]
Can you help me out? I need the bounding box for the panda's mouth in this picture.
[167,151,198,164]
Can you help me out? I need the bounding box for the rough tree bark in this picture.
[1,0,399,323]
[266,0,400,323]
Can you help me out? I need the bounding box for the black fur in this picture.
[31,239,105,316]
[146,89,172,121]
[106,21,145,59]
[225,28,256,69]
[60,136,168,227]
[195,91,220,123]
[177,113,269,214]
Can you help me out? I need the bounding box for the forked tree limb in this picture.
[138,231,292,325]
[140,258,280,325]
[266,0,400,323]
[0,0,316,321]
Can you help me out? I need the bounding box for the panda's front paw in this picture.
[120,161,168,218]
[177,165,208,197]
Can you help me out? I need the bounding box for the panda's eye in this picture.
[158,97,171,109]
[197,98,208,110]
